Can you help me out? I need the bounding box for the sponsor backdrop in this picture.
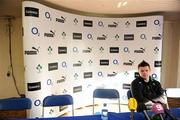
[22,1,163,118]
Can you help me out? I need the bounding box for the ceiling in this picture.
[0,0,180,20]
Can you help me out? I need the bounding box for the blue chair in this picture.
[0,97,32,118]
[127,89,133,99]
[42,94,74,117]
[93,88,120,114]
[0,97,32,111]
[164,88,180,109]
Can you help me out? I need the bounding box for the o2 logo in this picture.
[31,27,40,36]
[34,99,41,106]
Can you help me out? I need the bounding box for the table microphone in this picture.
[151,101,177,120]
[138,103,151,120]
[151,103,164,120]
[128,98,137,120]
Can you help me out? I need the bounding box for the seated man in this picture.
[131,60,167,112]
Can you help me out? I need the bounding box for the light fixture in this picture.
[117,2,122,8]
[122,1,127,6]
[117,1,127,8]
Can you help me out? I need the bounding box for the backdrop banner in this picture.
[22,1,163,118]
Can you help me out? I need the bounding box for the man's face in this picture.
[138,66,151,80]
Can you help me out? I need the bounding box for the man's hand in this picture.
[145,101,154,110]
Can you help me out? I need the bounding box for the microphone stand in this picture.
[143,110,151,120]
[159,114,164,120]
[138,103,151,120]
[130,110,134,120]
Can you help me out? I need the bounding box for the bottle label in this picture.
[102,109,108,116]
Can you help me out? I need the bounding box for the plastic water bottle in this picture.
[151,114,161,120]
[101,103,108,120]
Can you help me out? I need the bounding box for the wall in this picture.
[161,21,180,88]
[0,17,179,99]
[177,22,180,87]
[0,17,25,98]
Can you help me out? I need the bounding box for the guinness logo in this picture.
[154,61,162,67]
[25,7,39,17]
[100,59,109,66]
[73,86,82,93]
[73,33,82,40]
[48,62,58,71]
[83,20,93,27]
[84,72,93,78]
[58,47,67,54]
[27,82,41,91]
[136,20,147,27]
[110,47,119,53]
[123,83,130,89]
[124,34,134,40]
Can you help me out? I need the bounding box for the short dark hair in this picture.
[138,60,150,69]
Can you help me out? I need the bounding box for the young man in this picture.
[131,60,167,111]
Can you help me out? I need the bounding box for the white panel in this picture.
[22,1,163,118]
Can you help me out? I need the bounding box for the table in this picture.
[9,108,180,120]
[10,115,101,120]
[108,108,180,120]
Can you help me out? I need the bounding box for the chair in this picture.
[0,97,32,118]
[93,88,120,114]
[165,88,180,109]
[166,88,180,98]
[0,97,32,110]
[127,89,133,99]
[42,94,74,117]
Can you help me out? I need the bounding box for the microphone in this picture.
[128,98,137,120]
[152,101,177,120]
[151,103,164,120]
[138,103,151,120]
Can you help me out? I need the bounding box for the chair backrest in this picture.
[165,88,180,109]
[93,88,120,114]
[127,89,133,99]
[0,97,32,111]
[42,94,74,117]
[166,88,180,98]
